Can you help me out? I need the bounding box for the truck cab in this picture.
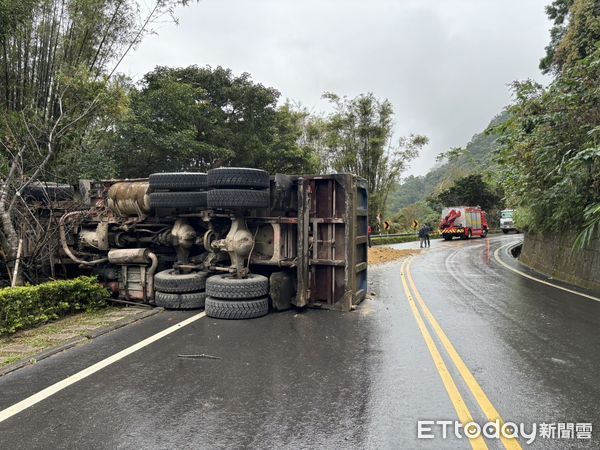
[500,209,517,234]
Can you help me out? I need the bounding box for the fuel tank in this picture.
[107,182,151,217]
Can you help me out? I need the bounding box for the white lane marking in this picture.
[0,311,207,423]
[493,243,600,303]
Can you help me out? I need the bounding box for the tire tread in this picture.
[149,172,207,191]
[206,273,269,299]
[207,168,269,189]
[207,189,269,209]
[205,297,268,319]
[155,291,206,309]
[154,269,208,293]
[149,191,207,209]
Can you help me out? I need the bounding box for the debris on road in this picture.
[368,247,420,265]
[177,353,221,360]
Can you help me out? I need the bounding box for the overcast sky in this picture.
[121,0,551,176]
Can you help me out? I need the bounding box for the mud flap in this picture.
[269,271,295,311]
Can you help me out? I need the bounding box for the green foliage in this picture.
[541,0,600,74]
[106,66,320,177]
[371,235,420,246]
[316,92,427,222]
[435,147,469,163]
[387,113,507,215]
[574,203,600,249]
[428,174,503,212]
[494,47,600,236]
[0,0,193,279]
[390,201,439,232]
[513,208,535,232]
[45,74,129,182]
[540,0,576,73]
[495,0,600,247]
[371,232,441,246]
[0,276,109,335]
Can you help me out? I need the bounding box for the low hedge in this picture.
[371,235,418,245]
[371,233,442,246]
[371,229,504,245]
[0,276,109,335]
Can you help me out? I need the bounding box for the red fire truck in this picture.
[440,206,488,240]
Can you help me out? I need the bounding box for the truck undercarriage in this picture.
[44,169,368,319]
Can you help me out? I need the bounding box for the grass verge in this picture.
[0,306,143,368]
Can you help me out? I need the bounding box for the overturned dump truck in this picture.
[58,169,368,319]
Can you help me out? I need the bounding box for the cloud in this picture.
[122,0,551,175]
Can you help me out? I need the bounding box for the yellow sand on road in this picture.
[368,247,420,265]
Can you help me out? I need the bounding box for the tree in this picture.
[391,202,439,232]
[107,66,321,177]
[428,174,502,212]
[540,0,600,74]
[386,113,507,216]
[495,0,600,243]
[317,92,428,222]
[0,0,192,283]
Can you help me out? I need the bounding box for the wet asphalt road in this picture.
[1,235,600,449]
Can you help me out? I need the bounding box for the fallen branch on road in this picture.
[177,354,221,360]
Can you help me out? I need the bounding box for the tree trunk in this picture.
[0,203,23,286]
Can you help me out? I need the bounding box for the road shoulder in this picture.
[494,240,600,302]
[0,306,162,377]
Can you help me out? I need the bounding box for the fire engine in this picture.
[440,206,488,240]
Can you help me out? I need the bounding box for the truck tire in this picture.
[207,167,270,189]
[154,269,208,293]
[443,235,453,241]
[207,189,269,209]
[206,273,269,299]
[205,297,269,319]
[155,291,206,309]
[149,172,207,191]
[149,191,207,209]
[502,229,509,234]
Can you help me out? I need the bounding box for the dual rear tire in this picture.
[149,168,270,210]
[207,167,270,209]
[204,297,269,320]
[154,269,208,310]
[205,273,269,319]
[149,172,208,211]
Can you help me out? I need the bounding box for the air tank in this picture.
[107,182,151,217]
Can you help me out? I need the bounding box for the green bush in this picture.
[371,233,442,246]
[371,236,417,245]
[513,208,534,232]
[0,276,109,335]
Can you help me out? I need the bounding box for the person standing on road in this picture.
[418,225,427,248]
[424,223,432,248]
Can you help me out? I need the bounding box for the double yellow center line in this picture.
[400,257,522,450]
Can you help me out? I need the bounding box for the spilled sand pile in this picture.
[368,247,420,265]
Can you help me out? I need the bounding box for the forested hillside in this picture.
[387,112,507,215]
[496,0,600,247]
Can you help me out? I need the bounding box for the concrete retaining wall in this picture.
[520,233,600,293]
